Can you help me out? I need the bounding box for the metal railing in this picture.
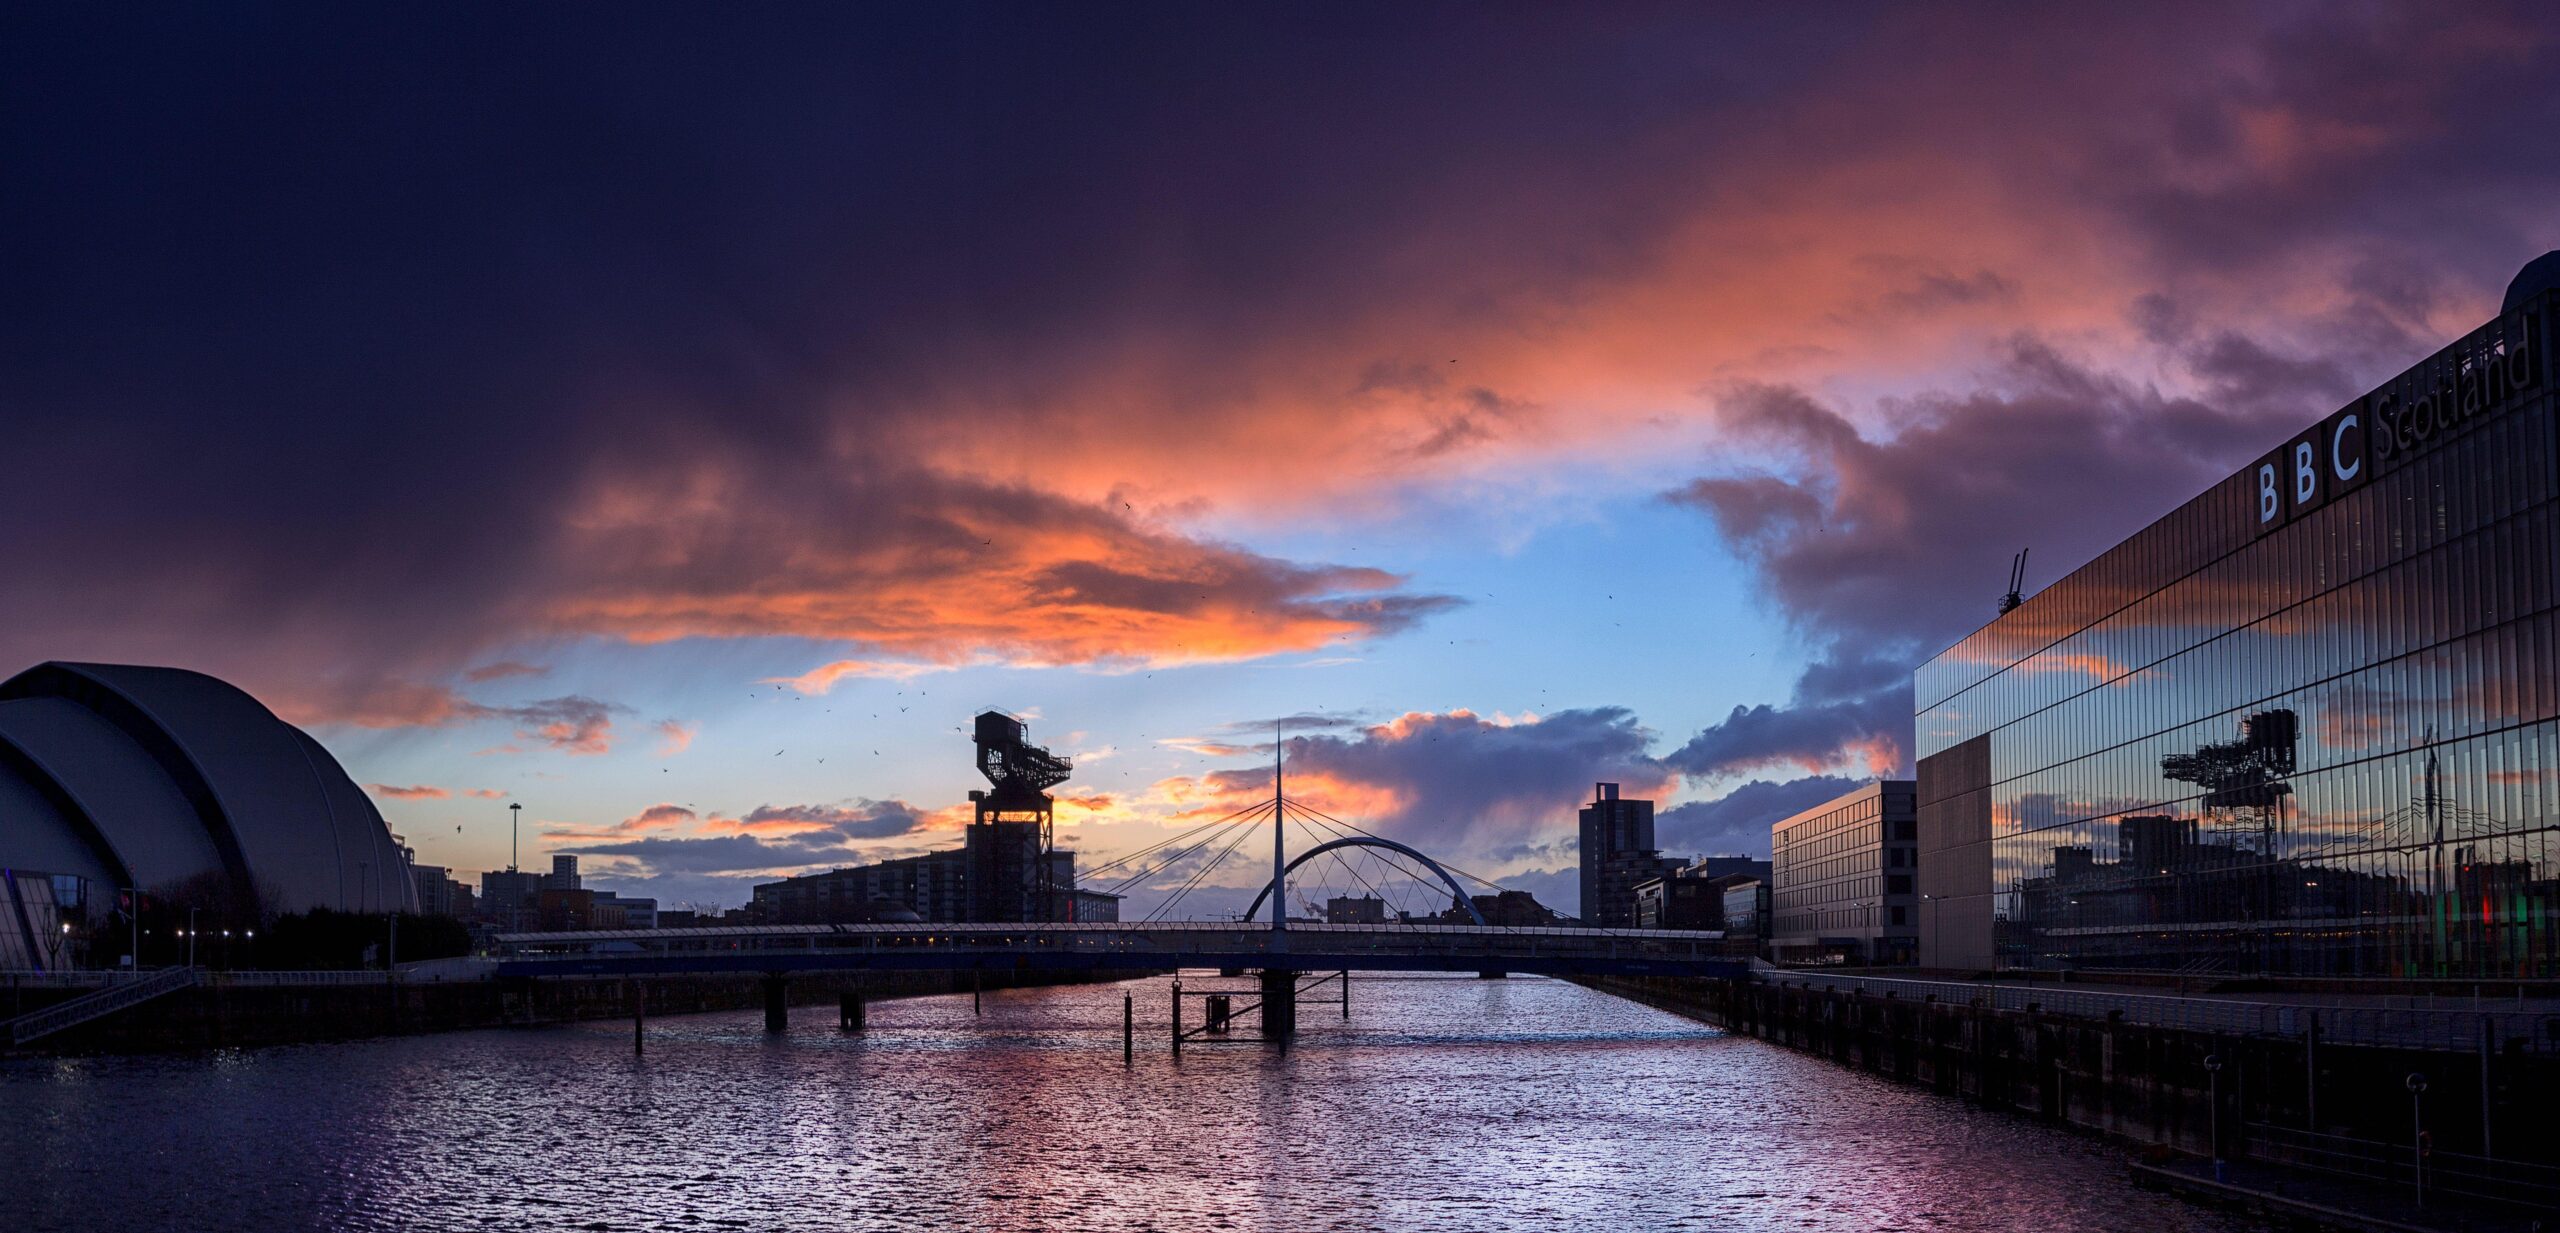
[2243,1122,2560,1215]
[209,970,395,987]
[488,921,1739,975]
[1766,970,2560,1053]
[6,965,200,1045]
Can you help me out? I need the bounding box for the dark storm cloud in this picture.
[729,801,930,841]
[555,833,864,876]
[1666,338,2315,777]
[1655,776,1860,860]
[4,2,2556,734]
[555,796,941,873]
[1245,708,1673,856]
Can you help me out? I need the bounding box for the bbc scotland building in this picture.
[1916,255,2560,979]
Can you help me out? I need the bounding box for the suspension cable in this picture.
[1143,800,1273,922]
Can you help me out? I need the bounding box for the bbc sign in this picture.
[2255,307,2544,534]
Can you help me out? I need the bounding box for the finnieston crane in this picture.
[967,711,1076,922]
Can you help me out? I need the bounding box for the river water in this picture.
[3,973,2267,1232]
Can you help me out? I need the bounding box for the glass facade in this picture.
[1915,292,2557,978]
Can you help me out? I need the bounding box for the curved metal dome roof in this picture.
[0,662,417,914]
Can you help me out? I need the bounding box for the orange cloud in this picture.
[766,659,954,694]
[654,720,696,757]
[367,783,450,800]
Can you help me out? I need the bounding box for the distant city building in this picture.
[1068,887,1120,923]
[1632,858,1770,930]
[410,865,473,917]
[1721,878,1771,957]
[1916,257,2560,978]
[1578,783,1681,928]
[1326,894,1389,924]
[480,869,543,931]
[544,854,581,892]
[1769,781,1918,965]
[537,887,596,931]
[754,848,968,923]
[1430,889,1567,927]
[593,892,657,929]
[656,909,702,929]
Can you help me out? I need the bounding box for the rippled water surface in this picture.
[4,974,2267,1232]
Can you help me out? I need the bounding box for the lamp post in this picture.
[2406,1072,2429,1207]
[2202,1053,2224,1179]
[510,803,522,873]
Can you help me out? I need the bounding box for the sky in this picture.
[6,3,2558,918]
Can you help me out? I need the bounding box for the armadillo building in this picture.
[1916,254,2560,979]
[0,662,416,968]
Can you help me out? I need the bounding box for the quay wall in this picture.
[1595,975,2560,1173]
[4,968,1131,1055]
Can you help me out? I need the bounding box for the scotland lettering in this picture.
[2255,307,2543,532]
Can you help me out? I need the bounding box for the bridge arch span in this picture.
[1244,836,1487,926]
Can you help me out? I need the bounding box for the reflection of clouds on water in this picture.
[1,974,2258,1233]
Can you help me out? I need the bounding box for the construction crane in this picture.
[1998,548,2030,614]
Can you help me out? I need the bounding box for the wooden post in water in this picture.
[973,966,982,1016]
[1341,970,1350,1020]
[1123,992,1134,1065]
[1171,979,1183,1059]
[632,980,645,1055]
[762,974,788,1033]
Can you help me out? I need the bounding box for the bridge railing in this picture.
[486,922,1736,971]
[1768,970,2560,1054]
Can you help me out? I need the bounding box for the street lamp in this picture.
[2406,1072,2429,1207]
[2203,1054,2225,1179]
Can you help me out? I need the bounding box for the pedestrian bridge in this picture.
[490,921,1744,980]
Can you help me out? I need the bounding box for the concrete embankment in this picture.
[1590,973,2560,1231]
[4,967,1133,1055]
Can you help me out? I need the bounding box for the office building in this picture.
[411,865,473,917]
[1631,858,1771,930]
[1578,783,1681,928]
[479,869,543,931]
[1721,878,1771,957]
[1769,781,1918,965]
[537,887,596,931]
[1916,255,2559,978]
[593,892,657,929]
[544,854,581,892]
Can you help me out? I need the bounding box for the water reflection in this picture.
[3,975,2264,1232]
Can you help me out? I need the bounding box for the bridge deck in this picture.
[491,922,1743,979]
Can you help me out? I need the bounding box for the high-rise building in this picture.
[1578,783,1680,928]
[1916,254,2560,978]
[1768,781,1918,965]
[545,854,581,892]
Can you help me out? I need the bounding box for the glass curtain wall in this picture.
[1916,297,2557,978]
